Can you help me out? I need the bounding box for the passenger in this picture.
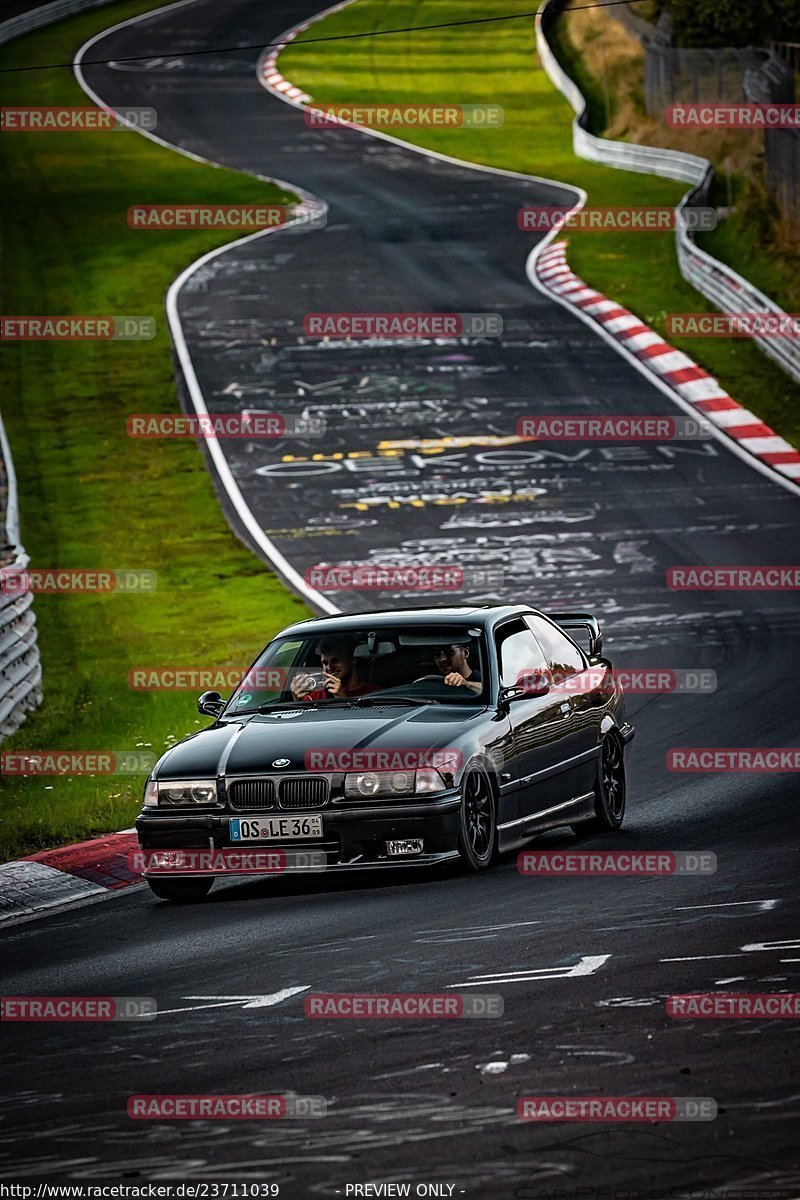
[432,642,483,695]
[290,637,377,701]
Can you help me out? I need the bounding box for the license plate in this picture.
[230,815,323,841]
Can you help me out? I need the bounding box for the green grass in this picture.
[0,0,310,860]
[700,171,800,312]
[280,0,800,447]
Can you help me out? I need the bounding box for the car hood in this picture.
[153,705,483,779]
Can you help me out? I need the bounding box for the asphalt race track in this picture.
[2,0,800,1193]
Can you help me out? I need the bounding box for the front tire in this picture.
[457,767,498,871]
[146,877,214,902]
[573,734,626,835]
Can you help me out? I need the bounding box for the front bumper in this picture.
[135,791,462,876]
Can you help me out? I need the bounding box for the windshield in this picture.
[222,624,488,715]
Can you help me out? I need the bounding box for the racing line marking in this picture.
[448,954,611,987]
[157,987,310,1015]
[674,900,779,911]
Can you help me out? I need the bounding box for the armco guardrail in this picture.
[536,0,800,387]
[0,0,116,737]
[0,413,42,740]
[0,0,115,45]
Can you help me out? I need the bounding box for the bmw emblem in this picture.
[272,758,291,768]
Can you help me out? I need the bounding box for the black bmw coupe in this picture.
[136,605,634,900]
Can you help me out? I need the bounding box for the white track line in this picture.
[74,0,339,614]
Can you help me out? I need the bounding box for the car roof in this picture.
[278,604,536,639]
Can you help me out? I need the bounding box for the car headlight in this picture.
[147,779,218,807]
[415,768,448,794]
[343,768,447,798]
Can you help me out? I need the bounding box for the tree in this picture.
[663,0,800,47]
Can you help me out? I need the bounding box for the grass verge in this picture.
[279,0,800,447]
[0,0,310,860]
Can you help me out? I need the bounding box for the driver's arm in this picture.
[443,671,482,693]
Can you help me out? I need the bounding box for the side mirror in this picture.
[197,690,225,717]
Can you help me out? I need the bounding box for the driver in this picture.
[290,636,378,701]
[432,642,482,695]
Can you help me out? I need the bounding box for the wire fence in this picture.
[762,127,800,235]
[769,41,800,74]
[536,0,800,387]
[606,0,654,45]
[607,7,800,238]
[744,54,800,237]
[644,39,789,111]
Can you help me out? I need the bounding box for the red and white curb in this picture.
[261,23,314,103]
[535,242,800,487]
[0,831,141,922]
[258,0,354,105]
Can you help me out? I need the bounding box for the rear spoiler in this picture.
[546,611,603,657]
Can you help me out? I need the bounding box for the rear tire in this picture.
[146,877,214,902]
[572,734,626,835]
[457,766,498,871]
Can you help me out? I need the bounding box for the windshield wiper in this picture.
[226,695,441,716]
[222,700,329,717]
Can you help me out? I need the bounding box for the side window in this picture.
[526,616,586,684]
[495,620,548,689]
